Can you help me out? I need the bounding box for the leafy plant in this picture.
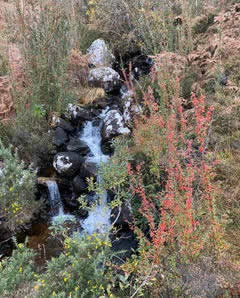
[0,139,38,230]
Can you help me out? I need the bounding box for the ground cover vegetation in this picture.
[0,0,240,297]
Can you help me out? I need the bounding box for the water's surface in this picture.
[46,180,74,223]
[79,111,111,234]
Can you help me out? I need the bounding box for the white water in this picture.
[46,180,75,223]
[80,111,111,234]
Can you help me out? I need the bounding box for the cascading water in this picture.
[46,180,74,223]
[79,110,111,234]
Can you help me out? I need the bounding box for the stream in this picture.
[46,108,111,235]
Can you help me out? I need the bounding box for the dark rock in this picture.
[67,104,93,125]
[101,140,113,155]
[53,127,68,147]
[80,161,98,178]
[67,138,90,155]
[111,203,132,228]
[57,118,74,133]
[73,175,88,195]
[53,152,84,177]
[111,230,138,262]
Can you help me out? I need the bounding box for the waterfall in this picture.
[46,180,74,223]
[79,110,111,234]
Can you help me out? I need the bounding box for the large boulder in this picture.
[67,138,90,155]
[53,152,84,177]
[87,39,115,67]
[101,108,130,141]
[53,127,69,147]
[88,67,121,93]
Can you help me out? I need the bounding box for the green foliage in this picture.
[0,117,53,166]
[0,242,36,296]
[0,139,38,230]
[36,232,116,298]
[14,0,73,118]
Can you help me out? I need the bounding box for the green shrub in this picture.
[0,139,39,230]
[0,243,36,296]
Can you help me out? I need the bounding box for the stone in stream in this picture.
[88,67,121,93]
[101,108,130,141]
[53,152,84,177]
[53,127,69,147]
[56,118,74,133]
[80,161,98,178]
[72,175,88,195]
[67,104,93,125]
[87,39,115,67]
[67,138,90,155]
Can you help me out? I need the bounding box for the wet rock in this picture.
[53,152,84,177]
[72,175,88,195]
[101,108,130,141]
[56,118,74,133]
[67,138,90,155]
[67,104,92,124]
[53,127,69,147]
[80,161,98,178]
[88,67,121,93]
[87,39,115,67]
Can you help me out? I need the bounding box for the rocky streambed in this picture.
[0,39,153,260]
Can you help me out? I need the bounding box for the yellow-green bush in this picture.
[0,139,38,230]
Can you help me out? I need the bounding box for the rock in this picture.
[87,39,115,67]
[111,230,138,262]
[131,54,154,80]
[80,161,98,178]
[67,138,90,155]
[67,104,92,124]
[121,87,142,127]
[88,67,121,93]
[56,118,74,133]
[53,152,84,177]
[111,203,132,228]
[102,108,131,141]
[53,127,68,147]
[72,175,88,195]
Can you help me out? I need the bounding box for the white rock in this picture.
[102,109,130,140]
[53,154,72,174]
[88,67,121,93]
[87,39,115,67]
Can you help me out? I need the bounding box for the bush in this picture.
[0,139,38,230]
[0,243,36,297]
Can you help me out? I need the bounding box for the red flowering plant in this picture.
[125,72,225,269]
